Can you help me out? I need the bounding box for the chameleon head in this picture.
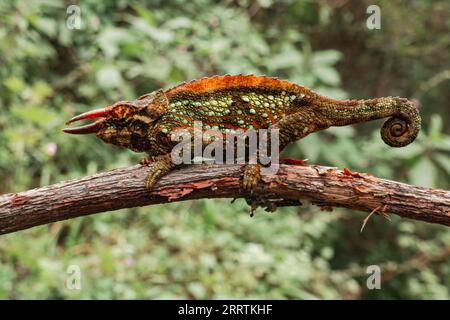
[63,89,169,152]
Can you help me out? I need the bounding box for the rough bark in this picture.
[0,164,449,235]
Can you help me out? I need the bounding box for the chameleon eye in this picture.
[111,103,136,119]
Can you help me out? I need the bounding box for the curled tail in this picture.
[316,96,421,147]
[379,98,421,147]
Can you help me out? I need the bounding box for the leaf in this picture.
[32,81,53,100]
[326,126,355,138]
[388,143,424,159]
[11,105,57,126]
[187,282,206,299]
[409,157,436,188]
[433,153,450,175]
[312,50,342,66]
[96,66,122,89]
[435,137,450,152]
[97,28,133,58]
[31,17,57,38]
[132,4,156,25]
[142,57,171,81]
[267,44,303,70]
[314,87,348,99]
[131,19,174,43]
[297,134,321,161]
[315,66,341,86]
[4,77,25,93]
[164,17,192,30]
[428,114,443,140]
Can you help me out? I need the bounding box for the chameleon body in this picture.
[64,75,421,194]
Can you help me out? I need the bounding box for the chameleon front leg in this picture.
[140,153,175,191]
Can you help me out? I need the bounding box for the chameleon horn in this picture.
[65,107,109,125]
[62,119,105,135]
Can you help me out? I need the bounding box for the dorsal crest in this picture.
[164,74,314,97]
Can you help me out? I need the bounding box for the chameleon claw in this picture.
[140,156,154,166]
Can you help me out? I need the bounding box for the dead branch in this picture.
[0,164,449,235]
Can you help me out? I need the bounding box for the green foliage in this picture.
[0,0,449,299]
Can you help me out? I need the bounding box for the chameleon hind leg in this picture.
[243,162,287,216]
[140,153,175,191]
[242,111,317,215]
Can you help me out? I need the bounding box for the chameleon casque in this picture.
[64,75,421,201]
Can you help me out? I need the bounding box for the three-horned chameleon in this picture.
[64,75,421,195]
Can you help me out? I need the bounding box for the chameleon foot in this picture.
[143,154,174,191]
[242,163,262,193]
[140,156,155,166]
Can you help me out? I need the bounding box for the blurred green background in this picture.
[0,0,449,299]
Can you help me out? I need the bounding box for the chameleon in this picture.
[63,74,421,197]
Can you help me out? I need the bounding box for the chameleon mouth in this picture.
[63,108,109,134]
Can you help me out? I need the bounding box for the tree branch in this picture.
[0,164,449,235]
